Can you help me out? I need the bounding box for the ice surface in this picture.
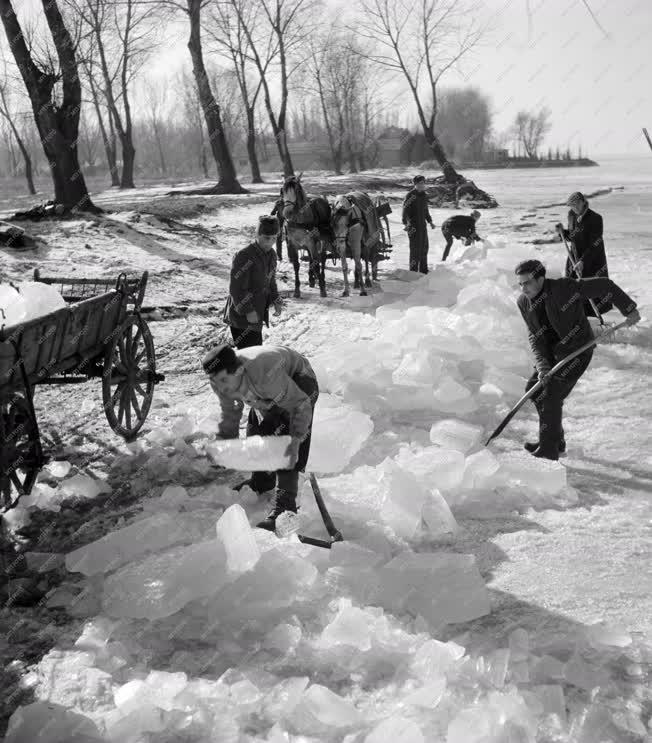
[585,620,632,648]
[378,552,490,627]
[102,539,229,619]
[307,395,374,473]
[215,504,261,573]
[365,717,425,743]
[206,435,291,471]
[290,684,361,735]
[429,419,483,453]
[3,701,102,743]
[66,512,212,576]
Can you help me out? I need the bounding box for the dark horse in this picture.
[281,176,332,298]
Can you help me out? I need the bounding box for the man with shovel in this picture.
[203,343,319,531]
[555,191,611,317]
[515,259,640,460]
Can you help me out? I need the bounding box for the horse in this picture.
[331,191,392,297]
[331,194,372,297]
[281,176,332,298]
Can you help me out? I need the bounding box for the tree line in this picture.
[0,0,568,212]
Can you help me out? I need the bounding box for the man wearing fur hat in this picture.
[555,191,611,316]
[402,175,435,274]
[440,210,482,262]
[223,215,283,349]
[202,343,319,531]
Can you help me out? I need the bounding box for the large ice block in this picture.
[421,488,459,536]
[16,281,66,322]
[392,350,443,387]
[102,539,229,619]
[378,552,490,627]
[497,450,567,494]
[365,717,425,743]
[429,419,483,453]
[307,396,374,473]
[0,283,27,326]
[66,512,212,576]
[290,685,361,736]
[461,450,501,490]
[215,504,260,573]
[4,702,102,743]
[432,377,477,415]
[319,599,376,651]
[393,446,465,493]
[206,435,291,471]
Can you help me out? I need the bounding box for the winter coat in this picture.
[214,345,317,442]
[223,242,279,331]
[401,189,433,232]
[517,277,636,374]
[442,215,478,239]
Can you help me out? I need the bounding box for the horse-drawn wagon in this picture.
[0,270,164,508]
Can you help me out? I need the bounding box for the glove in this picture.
[538,367,551,383]
[573,259,584,276]
[464,237,473,246]
[625,308,641,326]
[284,437,301,468]
[555,222,564,235]
[246,310,259,324]
[428,222,435,230]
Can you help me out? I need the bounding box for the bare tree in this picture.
[229,0,318,178]
[0,69,36,194]
[357,0,483,183]
[207,1,271,183]
[0,0,97,211]
[514,108,551,159]
[77,31,120,185]
[64,0,163,189]
[143,78,168,175]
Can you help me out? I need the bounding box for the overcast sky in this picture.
[17,0,652,157]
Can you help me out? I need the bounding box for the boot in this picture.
[531,444,560,461]
[524,438,566,454]
[256,489,298,532]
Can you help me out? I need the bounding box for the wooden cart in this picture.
[0,270,164,508]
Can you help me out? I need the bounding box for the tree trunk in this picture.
[152,119,167,175]
[186,0,245,193]
[88,73,119,186]
[120,139,136,188]
[424,126,463,183]
[245,107,262,183]
[0,0,97,212]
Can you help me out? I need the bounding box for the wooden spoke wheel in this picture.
[0,394,41,509]
[102,316,156,441]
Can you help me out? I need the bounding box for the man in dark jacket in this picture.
[223,215,283,349]
[203,343,318,531]
[515,259,640,460]
[441,210,482,261]
[402,175,435,274]
[555,191,611,316]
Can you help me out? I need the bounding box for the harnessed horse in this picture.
[331,194,372,297]
[281,176,332,298]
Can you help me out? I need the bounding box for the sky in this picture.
[15,0,652,157]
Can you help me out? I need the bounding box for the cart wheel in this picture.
[0,394,40,508]
[102,316,156,441]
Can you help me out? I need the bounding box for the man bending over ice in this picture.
[515,259,640,460]
[203,343,319,531]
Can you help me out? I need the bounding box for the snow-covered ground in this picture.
[1,159,651,742]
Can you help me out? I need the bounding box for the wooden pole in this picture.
[643,128,652,153]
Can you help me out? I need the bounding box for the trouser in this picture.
[248,372,319,496]
[408,231,429,274]
[230,325,263,349]
[525,350,593,448]
[441,228,454,261]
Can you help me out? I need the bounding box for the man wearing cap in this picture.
[402,175,435,274]
[515,259,640,460]
[202,343,319,531]
[440,210,482,262]
[223,215,283,349]
[555,192,611,316]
